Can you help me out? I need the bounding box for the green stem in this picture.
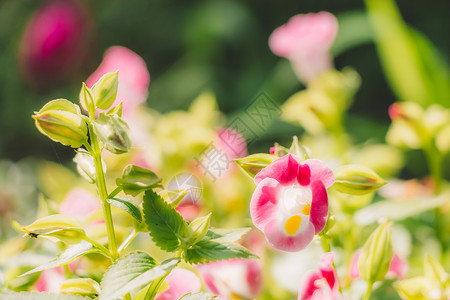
[363,282,373,300]
[118,229,138,253]
[424,144,443,194]
[87,124,119,260]
[144,274,169,300]
[85,237,113,261]
[320,235,331,253]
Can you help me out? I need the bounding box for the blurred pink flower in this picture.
[250,154,334,252]
[19,0,93,88]
[198,258,262,300]
[59,188,100,222]
[156,269,201,300]
[35,267,65,293]
[269,12,338,84]
[86,46,150,114]
[299,252,348,300]
[349,249,408,280]
[215,127,248,161]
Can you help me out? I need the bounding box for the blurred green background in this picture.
[0,0,448,164]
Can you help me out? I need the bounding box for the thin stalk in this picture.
[87,124,119,260]
[362,282,373,300]
[118,229,138,253]
[424,144,443,194]
[144,274,169,300]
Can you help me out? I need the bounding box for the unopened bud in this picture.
[188,213,212,244]
[334,164,387,195]
[91,71,119,110]
[79,82,95,116]
[116,165,162,196]
[235,154,277,179]
[93,113,131,154]
[60,278,100,297]
[33,99,87,148]
[358,220,393,283]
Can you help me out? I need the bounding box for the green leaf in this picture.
[205,227,251,243]
[108,196,142,222]
[0,291,91,299]
[99,252,179,300]
[235,154,277,179]
[143,190,189,252]
[354,193,448,226]
[20,241,99,276]
[117,165,162,196]
[180,292,218,300]
[159,189,189,207]
[184,240,257,264]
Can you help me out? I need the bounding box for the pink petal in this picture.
[156,269,201,300]
[298,271,322,300]
[389,254,408,279]
[250,178,281,231]
[255,154,300,186]
[349,249,362,280]
[304,159,334,188]
[309,181,328,234]
[318,252,336,291]
[246,259,263,297]
[263,219,315,252]
[297,164,311,186]
[59,188,100,222]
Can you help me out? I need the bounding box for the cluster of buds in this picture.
[33,72,131,155]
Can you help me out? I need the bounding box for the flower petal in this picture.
[297,163,311,186]
[255,154,300,186]
[310,181,328,234]
[298,271,321,300]
[263,220,315,252]
[318,252,336,291]
[304,159,334,188]
[250,178,281,231]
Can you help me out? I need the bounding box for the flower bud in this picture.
[334,164,387,195]
[91,71,119,110]
[93,113,131,154]
[235,154,277,179]
[20,214,87,245]
[33,99,88,148]
[358,220,393,283]
[107,101,123,117]
[288,136,311,160]
[188,213,212,244]
[73,149,106,183]
[116,165,162,196]
[60,278,100,297]
[79,82,94,116]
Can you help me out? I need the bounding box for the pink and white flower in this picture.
[35,267,65,293]
[198,258,262,300]
[269,12,338,84]
[250,154,334,252]
[298,252,348,300]
[349,249,408,280]
[156,268,201,300]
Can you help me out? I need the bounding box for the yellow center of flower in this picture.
[302,204,311,215]
[285,215,302,235]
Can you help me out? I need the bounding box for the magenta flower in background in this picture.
[86,46,150,115]
[269,12,338,84]
[198,258,262,299]
[19,0,93,88]
[250,154,334,252]
[349,249,408,280]
[59,188,100,222]
[155,268,201,300]
[298,252,348,300]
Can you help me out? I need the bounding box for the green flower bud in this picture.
[79,82,95,116]
[358,220,393,283]
[91,71,119,110]
[334,164,387,195]
[235,153,277,179]
[73,149,106,184]
[93,113,131,154]
[188,213,212,244]
[288,136,311,160]
[107,101,123,117]
[20,214,87,245]
[33,99,88,148]
[116,164,162,196]
[60,278,100,297]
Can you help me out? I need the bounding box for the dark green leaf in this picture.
[143,190,189,252]
[108,196,142,222]
[99,252,179,300]
[117,165,162,196]
[184,240,258,264]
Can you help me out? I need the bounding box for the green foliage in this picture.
[108,196,142,223]
[235,154,277,179]
[180,293,218,300]
[99,252,179,300]
[205,227,251,243]
[183,239,257,264]
[20,241,100,276]
[143,190,189,252]
[117,165,162,196]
